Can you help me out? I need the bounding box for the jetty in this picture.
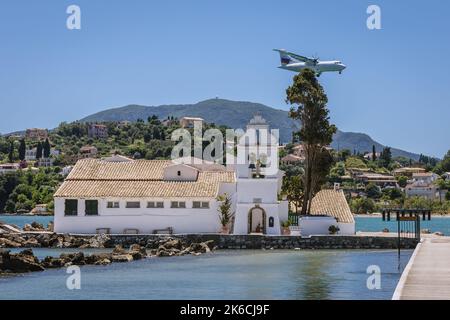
[393,235,450,300]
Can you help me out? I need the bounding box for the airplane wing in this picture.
[273,49,316,64]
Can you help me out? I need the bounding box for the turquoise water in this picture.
[0,249,411,300]
[0,215,53,228]
[354,216,450,235]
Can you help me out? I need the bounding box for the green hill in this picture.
[80,98,420,160]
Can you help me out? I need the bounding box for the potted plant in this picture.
[217,193,234,234]
[328,225,340,235]
[281,220,291,235]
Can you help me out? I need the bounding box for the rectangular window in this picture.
[126,201,141,208]
[193,201,209,209]
[107,201,120,208]
[64,199,78,216]
[85,200,98,215]
[171,201,186,208]
[148,201,165,208]
[201,201,209,208]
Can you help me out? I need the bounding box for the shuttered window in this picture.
[85,200,99,215]
[64,199,78,216]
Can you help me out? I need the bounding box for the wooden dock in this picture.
[393,236,450,300]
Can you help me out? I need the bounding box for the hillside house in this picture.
[88,124,108,139]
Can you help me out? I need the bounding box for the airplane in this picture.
[274,49,346,76]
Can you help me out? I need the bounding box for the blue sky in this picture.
[0,0,449,157]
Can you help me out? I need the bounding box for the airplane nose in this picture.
[341,64,346,70]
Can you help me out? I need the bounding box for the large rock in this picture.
[22,222,45,232]
[112,245,127,255]
[189,242,211,254]
[0,249,44,273]
[111,254,133,263]
[88,234,111,248]
[162,239,183,250]
[0,237,22,248]
[85,253,112,265]
[59,252,86,265]
[41,256,66,268]
[22,237,41,247]
[128,244,147,260]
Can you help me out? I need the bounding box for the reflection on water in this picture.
[294,252,334,300]
[0,249,411,300]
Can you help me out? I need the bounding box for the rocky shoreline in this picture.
[0,235,216,274]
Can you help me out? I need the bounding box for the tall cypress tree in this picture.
[372,145,377,161]
[36,142,43,159]
[8,140,14,163]
[18,139,26,161]
[43,138,51,158]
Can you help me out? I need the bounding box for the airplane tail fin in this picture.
[273,49,298,65]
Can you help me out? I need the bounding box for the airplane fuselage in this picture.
[279,61,346,75]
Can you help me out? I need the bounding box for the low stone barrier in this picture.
[103,234,419,250]
[1,232,419,250]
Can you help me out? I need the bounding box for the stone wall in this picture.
[101,234,418,250]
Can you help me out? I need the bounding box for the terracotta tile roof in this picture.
[54,180,219,198]
[412,172,435,177]
[309,189,354,224]
[66,159,171,181]
[281,154,304,162]
[55,158,235,198]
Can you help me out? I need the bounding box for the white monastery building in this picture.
[54,115,354,236]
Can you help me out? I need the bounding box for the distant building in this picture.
[36,157,54,167]
[357,173,398,188]
[117,121,131,128]
[405,173,440,199]
[79,146,98,159]
[179,117,204,128]
[363,152,381,161]
[25,128,48,141]
[411,172,439,185]
[0,163,20,174]
[347,167,374,179]
[88,124,108,139]
[405,184,439,200]
[393,167,426,177]
[162,118,177,127]
[444,172,450,180]
[281,154,304,165]
[25,148,37,161]
[61,166,74,176]
[292,144,306,158]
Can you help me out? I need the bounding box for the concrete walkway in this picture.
[393,236,450,300]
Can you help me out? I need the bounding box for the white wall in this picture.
[299,216,355,236]
[54,197,223,234]
[278,200,289,222]
[299,216,338,236]
[337,222,355,235]
[236,179,279,203]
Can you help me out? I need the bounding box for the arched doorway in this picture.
[248,205,266,234]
